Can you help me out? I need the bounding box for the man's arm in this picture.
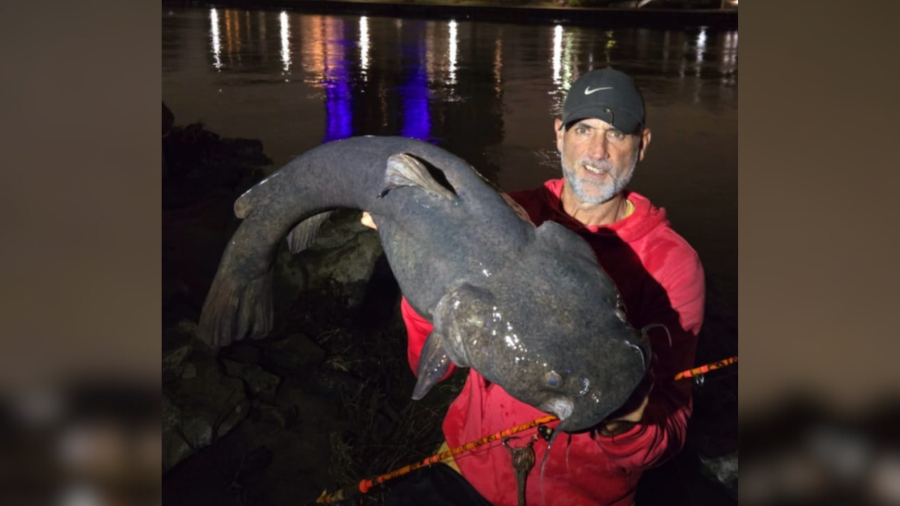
[594,252,705,470]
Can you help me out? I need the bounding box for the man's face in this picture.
[555,117,651,205]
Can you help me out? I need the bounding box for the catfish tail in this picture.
[197,136,478,348]
[199,270,273,347]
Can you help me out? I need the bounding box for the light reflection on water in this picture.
[552,25,562,87]
[187,10,737,150]
[359,16,369,79]
[448,20,458,86]
[208,9,221,70]
[164,7,737,301]
[279,11,290,74]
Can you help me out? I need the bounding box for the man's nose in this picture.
[587,135,609,160]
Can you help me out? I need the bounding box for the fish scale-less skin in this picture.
[200,136,648,431]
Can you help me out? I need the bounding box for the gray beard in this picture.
[562,152,638,205]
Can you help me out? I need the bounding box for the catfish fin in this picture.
[286,211,333,254]
[199,268,273,348]
[412,332,452,400]
[380,153,456,200]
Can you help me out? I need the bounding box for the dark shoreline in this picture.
[167,0,738,29]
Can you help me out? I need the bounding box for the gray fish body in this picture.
[200,136,649,432]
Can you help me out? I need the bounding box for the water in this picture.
[162,6,737,307]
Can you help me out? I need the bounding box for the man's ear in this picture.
[638,127,652,162]
[554,118,565,152]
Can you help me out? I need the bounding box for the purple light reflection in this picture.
[322,20,353,143]
[400,40,432,141]
[323,75,352,143]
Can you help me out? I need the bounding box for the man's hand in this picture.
[599,390,651,437]
[598,370,654,437]
[361,211,377,230]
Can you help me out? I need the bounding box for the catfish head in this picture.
[413,221,651,433]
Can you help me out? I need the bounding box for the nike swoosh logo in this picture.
[584,86,613,95]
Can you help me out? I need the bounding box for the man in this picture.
[364,68,705,506]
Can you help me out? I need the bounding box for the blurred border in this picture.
[1,1,160,504]
[0,1,160,390]
[3,0,900,504]
[739,2,900,414]
[740,2,900,505]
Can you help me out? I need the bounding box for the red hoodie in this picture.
[401,179,705,506]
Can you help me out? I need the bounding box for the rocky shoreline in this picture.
[162,113,465,504]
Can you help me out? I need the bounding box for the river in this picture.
[162,4,737,311]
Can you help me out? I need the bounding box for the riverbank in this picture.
[166,0,738,28]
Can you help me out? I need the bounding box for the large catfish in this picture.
[199,136,650,432]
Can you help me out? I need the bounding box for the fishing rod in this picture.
[316,355,738,504]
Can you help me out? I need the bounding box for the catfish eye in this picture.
[546,371,562,388]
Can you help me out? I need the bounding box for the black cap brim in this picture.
[561,105,642,134]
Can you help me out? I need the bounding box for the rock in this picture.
[243,365,281,401]
[180,363,197,380]
[698,450,738,499]
[219,137,269,166]
[307,212,383,289]
[163,395,191,473]
[273,210,384,310]
[165,320,202,345]
[223,342,263,364]
[162,123,271,209]
[163,343,192,382]
[222,359,244,378]
[162,320,202,383]
[164,349,249,473]
[274,379,340,430]
[263,334,327,377]
[181,415,213,450]
[162,395,180,434]
[222,360,282,402]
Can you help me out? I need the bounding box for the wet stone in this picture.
[224,342,263,364]
[698,450,738,499]
[163,343,193,382]
[273,210,384,309]
[263,334,327,376]
[222,360,282,401]
[243,365,281,401]
[180,363,197,380]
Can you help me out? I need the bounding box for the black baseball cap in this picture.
[560,68,646,134]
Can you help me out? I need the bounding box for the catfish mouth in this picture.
[545,398,593,432]
[556,412,593,433]
[555,405,612,433]
[543,398,573,424]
